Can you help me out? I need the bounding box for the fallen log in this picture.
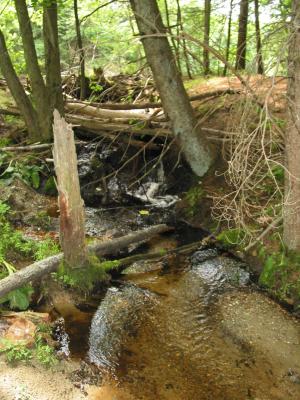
[66,102,161,122]
[66,114,170,137]
[66,88,239,110]
[0,141,86,152]
[0,224,171,299]
[0,108,20,117]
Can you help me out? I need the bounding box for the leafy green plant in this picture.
[34,335,57,367]
[0,340,32,364]
[0,201,60,309]
[0,335,57,367]
[0,138,12,148]
[33,238,60,261]
[259,247,300,301]
[1,160,43,189]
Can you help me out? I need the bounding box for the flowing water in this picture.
[78,249,300,400]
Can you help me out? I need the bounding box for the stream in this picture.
[56,143,300,399]
[2,142,300,400]
[58,238,300,400]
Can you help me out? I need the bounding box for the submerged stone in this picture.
[88,285,155,369]
[190,254,250,290]
[190,248,219,264]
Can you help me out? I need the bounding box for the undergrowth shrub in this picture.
[0,201,60,310]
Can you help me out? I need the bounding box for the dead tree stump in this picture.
[53,109,87,268]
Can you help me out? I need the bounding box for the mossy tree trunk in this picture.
[129,0,215,177]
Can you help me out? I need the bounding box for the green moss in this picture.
[258,248,300,302]
[184,184,205,218]
[55,254,120,292]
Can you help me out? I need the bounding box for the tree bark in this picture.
[0,224,171,299]
[223,0,233,76]
[235,0,249,70]
[53,110,87,268]
[129,0,215,177]
[43,0,64,115]
[254,0,264,74]
[283,0,300,251]
[74,0,88,100]
[14,0,51,141]
[203,0,211,76]
[176,0,192,79]
[163,0,181,73]
[0,30,40,141]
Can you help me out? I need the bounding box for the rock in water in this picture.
[191,255,250,290]
[88,285,155,369]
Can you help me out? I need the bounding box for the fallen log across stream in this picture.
[0,224,171,299]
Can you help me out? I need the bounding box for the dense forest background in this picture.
[0,0,291,78]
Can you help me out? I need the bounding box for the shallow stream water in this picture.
[63,242,300,400]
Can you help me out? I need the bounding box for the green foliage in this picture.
[1,159,43,189]
[33,238,60,261]
[0,341,33,364]
[184,185,204,218]
[216,228,246,249]
[56,255,120,291]
[0,138,12,148]
[0,201,60,310]
[0,335,57,367]
[44,176,57,196]
[270,165,284,184]
[34,335,57,367]
[259,246,300,301]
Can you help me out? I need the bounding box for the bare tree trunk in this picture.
[175,0,192,79]
[175,0,183,75]
[283,0,300,251]
[129,0,215,177]
[254,0,264,74]
[53,110,87,267]
[0,31,40,141]
[74,0,88,100]
[203,0,211,76]
[223,0,233,76]
[235,0,249,70]
[43,0,64,114]
[14,0,51,141]
[1,1,63,142]
[163,0,181,73]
